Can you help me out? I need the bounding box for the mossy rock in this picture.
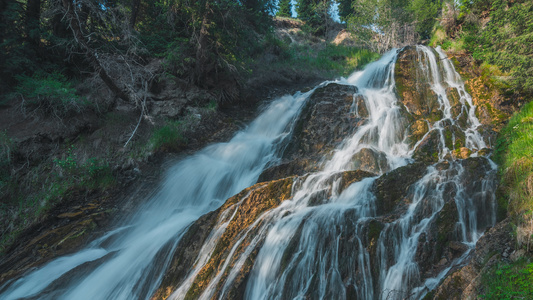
[284,83,358,160]
[183,177,294,299]
[373,162,429,215]
[350,148,389,174]
[412,130,441,163]
[395,47,441,118]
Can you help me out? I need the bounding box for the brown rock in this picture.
[350,148,389,174]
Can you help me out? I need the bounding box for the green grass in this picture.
[494,101,533,219]
[281,44,379,77]
[150,120,188,151]
[261,33,379,78]
[481,259,533,299]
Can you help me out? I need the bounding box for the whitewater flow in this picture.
[0,86,316,299]
[1,46,497,300]
[167,46,497,300]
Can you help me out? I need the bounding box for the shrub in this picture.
[150,120,188,151]
[14,72,87,117]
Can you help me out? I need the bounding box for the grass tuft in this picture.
[481,259,533,299]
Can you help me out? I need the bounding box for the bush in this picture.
[14,72,87,117]
[150,121,188,151]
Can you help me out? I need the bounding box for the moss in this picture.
[185,177,294,298]
[367,219,384,242]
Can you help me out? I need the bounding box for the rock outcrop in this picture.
[259,83,363,182]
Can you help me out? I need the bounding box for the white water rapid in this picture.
[0,87,315,299]
[0,46,497,300]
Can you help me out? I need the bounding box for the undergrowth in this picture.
[261,33,379,78]
[282,44,379,77]
[430,0,533,97]
[481,258,533,299]
[13,72,88,117]
[494,101,533,222]
[493,101,533,253]
[0,146,115,255]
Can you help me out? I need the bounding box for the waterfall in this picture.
[167,46,496,300]
[0,46,497,300]
[0,89,314,299]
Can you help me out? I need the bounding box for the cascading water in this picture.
[163,46,497,300]
[0,88,314,299]
[0,45,498,300]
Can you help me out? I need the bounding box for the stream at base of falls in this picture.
[0,46,497,300]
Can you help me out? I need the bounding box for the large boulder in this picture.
[259,83,362,182]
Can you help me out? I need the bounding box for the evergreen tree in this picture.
[336,0,353,21]
[408,0,439,40]
[296,0,317,22]
[296,0,332,35]
[277,0,292,17]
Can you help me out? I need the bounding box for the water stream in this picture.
[0,86,315,300]
[0,46,497,300]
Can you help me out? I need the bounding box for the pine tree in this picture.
[296,0,316,22]
[336,0,353,22]
[277,0,292,17]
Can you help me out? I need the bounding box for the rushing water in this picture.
[0,46,497,300]
[0,87,316,299]
[169,46,496,300]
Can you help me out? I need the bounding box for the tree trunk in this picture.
[61,0,130,102]
[25,0,41,47]
[130,0,142,29]
[194,0,211,86]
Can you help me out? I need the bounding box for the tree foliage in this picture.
[346,0,418,52]
[277,0,292,17]
[408,0,440,40]
[340,0,441,51]
[296,0,334,36]
[0,0,277,105]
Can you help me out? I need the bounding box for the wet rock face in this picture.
[152,177,295,300]
[372,162,429,215]
[430,219,515,300]
[286,83,359,159]
[259,83,361,182]
[0,198,114,284]
[152,171,376,300]
[395,46,441,121]
[351,148,389,174]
